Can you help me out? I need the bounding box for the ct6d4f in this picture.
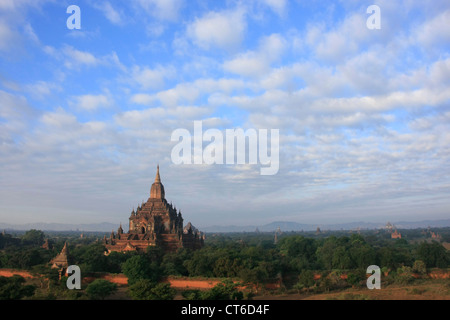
[225,305,269,315]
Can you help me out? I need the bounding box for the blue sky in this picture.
[1,0,450,229]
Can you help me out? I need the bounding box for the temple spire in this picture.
[155,164,161,183]
[150,164,165,199]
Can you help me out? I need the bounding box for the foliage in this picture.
[71,243,109,273]
[0,275,36,300]
[181,289,203,300]
[346,269,366,288]
[200,279,244,300]
[121,254,161,285]
[293,270,315,292]
[21,229,45,246]
[416,241,449,268]
[128,279,176,300]
[412,260,427,275]
[394,266,415,285]
[1,227,450,299]
[85,279,117,300]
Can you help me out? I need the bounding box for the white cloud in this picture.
[415,10,450,48]
[25,81,62,99]
[129,65,175,90]
[0,20,18,52]
[41,107,78,128]
[187,8,247,51]
[62,46,99,68]
[223,33,286,77]
[261,0,287,16]
[135,0,183,22]
[71,94,113,111]
[23,23,39,44]
[0,90,35,121]
[91,1,123,25]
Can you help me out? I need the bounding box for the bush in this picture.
[201,279,244,300]
[128,280,176,300]
[347,269,366,288]
[85,279,117,300]
[394,266,415,285]
[412,260,427,275]
[181,289,203,300]
[0,275,36,300]
[122,255,160,285]
[293,270,315,293]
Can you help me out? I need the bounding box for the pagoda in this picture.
[105,166,204,253]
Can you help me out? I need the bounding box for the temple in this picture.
[50,242,71,278]
[104,166,204,253]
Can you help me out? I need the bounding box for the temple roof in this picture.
[150,165,165,199]
[51,242,70,269]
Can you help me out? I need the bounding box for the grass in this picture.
[326,293,372,300]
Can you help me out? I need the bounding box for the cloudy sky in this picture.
[1,0,449,229]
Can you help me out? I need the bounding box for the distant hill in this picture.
[0,222,118,232]
[1,219,450,233]
[202,219,450,233]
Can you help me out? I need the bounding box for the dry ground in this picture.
[253,280,450,300]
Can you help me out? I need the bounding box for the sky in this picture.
[0,0,449,229]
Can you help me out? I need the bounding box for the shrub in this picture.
[128,280,176,300]
[85,279,117,300]
[347,269,366,288]
[412,260,427,275]
[0,275,36,300]
[394,266,415,285]
[201,279,244,300]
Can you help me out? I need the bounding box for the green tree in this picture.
[412,260,427,275]
[416,241,449,268]
[377,246,412,270]
[346,269,366,288]
[0,275,36,300]
[394,266,415,285]
[85,279,117,300]
[128,279,176,300]
[183,248,216,277]
[201,279,243,300]
[181,289,203,300]
[332,246,353,270]
[278,236,317,270]
[316,237,338,270]
[72,243,108,273]
[294,269,315,293]
[122,255,160,285]
[21,229,45,246]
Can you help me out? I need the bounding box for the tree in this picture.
[85,279,117,300]
[346,269,366,288]
[416,241,449,268]
[122,255,160,285]
[332,246,353,270]
[21,229,45,246]
[72,243,108,273]
[394,266,415,285]
[128,279,176,300]
[278,236,317,270]
[183,249,216,277]
[377,246,412,270]
[201,279,243,300]
[294,270,315,293]
[0,275,36,300]
[316,237,338,270]
[412,260,427,275]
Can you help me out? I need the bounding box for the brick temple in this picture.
[104,165,204,253]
